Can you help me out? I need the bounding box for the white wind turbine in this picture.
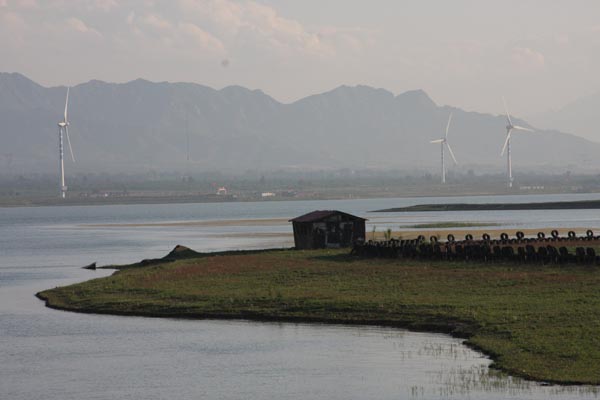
[500,97,533,188]
[430,112,458,184]
[57,87,75,198]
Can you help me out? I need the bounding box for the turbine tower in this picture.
[500,98,533,188]
[57,88,75,198]
[430,112,458,184]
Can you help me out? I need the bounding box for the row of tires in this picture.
[351,240,600,265]
[442,230,595,243]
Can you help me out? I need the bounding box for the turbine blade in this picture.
[500,130,512,156]
[430,139,444,144]
[513,125,534,132]
[65,126,75,163]
[446,142,458,164]
[445,112,453,138]
[64,87,70,122]
[502,96,513,126]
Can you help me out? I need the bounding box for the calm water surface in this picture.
[1,195,600,399]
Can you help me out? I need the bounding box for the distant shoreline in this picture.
[0,195,242,208]
[374,200,600,212]
[3,191,600,209]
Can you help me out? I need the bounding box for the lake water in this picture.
[2,194,600,399]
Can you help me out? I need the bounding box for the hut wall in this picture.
[292,215,366,249]
[292,222,316,249]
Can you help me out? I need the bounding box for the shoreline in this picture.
[36,247,600,386]
[34,291,511,380]
[375,199,600,212]
[34,290,591,387]
[4,190,600,209]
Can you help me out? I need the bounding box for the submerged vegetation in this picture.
[38,248,600,385]
[403,222,499,229]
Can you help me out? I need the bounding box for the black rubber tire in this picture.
[516,231,525,240]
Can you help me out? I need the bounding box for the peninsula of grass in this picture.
[374,199,600,212]
[37,247,600,385]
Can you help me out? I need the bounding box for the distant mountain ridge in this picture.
[1,72,599,175]
[532,91,600,143]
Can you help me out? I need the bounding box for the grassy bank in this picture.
[37,248,600,385]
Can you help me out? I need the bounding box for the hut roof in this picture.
[289,210,367,223]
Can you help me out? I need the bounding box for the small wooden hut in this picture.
[289,210,366,250]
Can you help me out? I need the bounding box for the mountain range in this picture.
[532,92,600,144]
[1,72,599,175]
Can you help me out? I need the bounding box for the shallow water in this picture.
[1,195,599,399]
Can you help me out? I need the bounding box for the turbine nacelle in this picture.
[500,99,535,157]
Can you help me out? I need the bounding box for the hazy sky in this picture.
[2,0,600,116]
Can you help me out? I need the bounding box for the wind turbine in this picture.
[430,112,458,184]
[500,98,533,188]
[57,87,75,198]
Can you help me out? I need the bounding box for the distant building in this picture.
[289,210,366,250]
[216,186,228,195]
[261,192,276,198]
[519,185,544,191]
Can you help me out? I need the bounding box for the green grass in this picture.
[37,249,600,385]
